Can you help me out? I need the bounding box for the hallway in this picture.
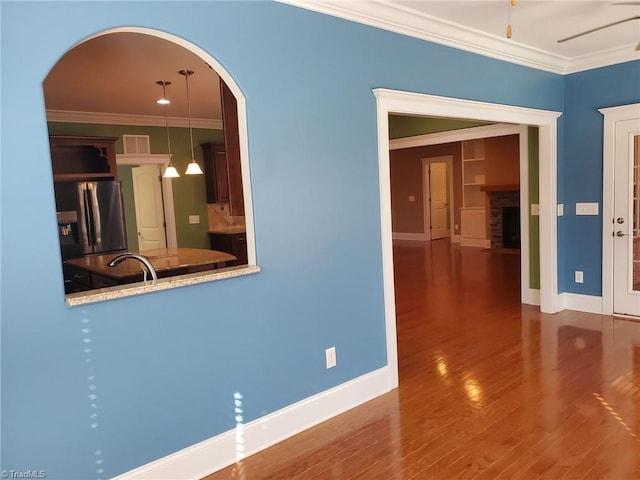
[205,241,640,479]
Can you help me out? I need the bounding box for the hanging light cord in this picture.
[507,0,516,39]
[181,69,196,161]
[162,83,172,155]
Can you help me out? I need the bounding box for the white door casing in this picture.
[600,103,640,317]
[132,165,167,251]
[375,89,561,391]
[613,120,640,316]
[116,154,178,248]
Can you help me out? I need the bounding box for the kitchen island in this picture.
[64,247,236,292]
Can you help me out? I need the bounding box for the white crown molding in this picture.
[277,0,640,75]
[566,43,640,75]
[46,109,223,129]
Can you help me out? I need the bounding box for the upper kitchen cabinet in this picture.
[220,78,244,217]
[50,136,118,181]
[201,142,230,204]
[201,79,244,216]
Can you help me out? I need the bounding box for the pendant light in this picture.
[179,69,203,175]
[158,80,180,178]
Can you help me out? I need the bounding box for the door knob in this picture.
[616,217,624,224]
[616,231,629,237]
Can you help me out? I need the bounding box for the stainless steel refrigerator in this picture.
[55,181,127,260]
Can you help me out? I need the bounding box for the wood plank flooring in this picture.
[204,240,640,479]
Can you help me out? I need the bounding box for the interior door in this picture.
[132,165,167,251]
[429,162,449,240]
[613,122,640,317]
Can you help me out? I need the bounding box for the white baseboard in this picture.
[522,288,540,306]
[392,232,427,241]
[558,292,603,315]
[112,366,393,480]
[451,234,462,243]
[460,238,491,248]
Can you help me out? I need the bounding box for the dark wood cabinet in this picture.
[49,136,118,181]
[201,143,230,204]
[220,79,244,216]
[209,232,247,266]
[200,79,244,215]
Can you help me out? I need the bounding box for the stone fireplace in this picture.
[487,190,520,249]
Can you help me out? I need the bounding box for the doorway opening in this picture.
[374,88,561,389]
[422,156,454,241]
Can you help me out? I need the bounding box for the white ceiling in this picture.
[45,2,640,126]
[44,32,223,126]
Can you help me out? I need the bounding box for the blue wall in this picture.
[562,61,640,294]
[1,1,567,478]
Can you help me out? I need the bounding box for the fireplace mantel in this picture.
[481,184,520,192]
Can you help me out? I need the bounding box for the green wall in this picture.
[528,127,540,290]
[388,115,490,139]
[47,122,224,249]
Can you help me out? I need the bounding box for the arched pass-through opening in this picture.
[374,89,562,390]
[46,27,258,305]
[79,26,256,266]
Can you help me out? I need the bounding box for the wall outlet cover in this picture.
[557,204,564,216]
[188,215,200,224]
[531,204,540,216]
[408,195,415,202]
[325,347,336,369]
[575,271,584,283]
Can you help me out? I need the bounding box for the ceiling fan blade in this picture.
[557,15,640,43]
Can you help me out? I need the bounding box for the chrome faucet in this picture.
[108,253,158,284]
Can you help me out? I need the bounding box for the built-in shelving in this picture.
[461,139,488,247]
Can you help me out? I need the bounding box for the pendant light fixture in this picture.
[157,80,180,178]
[179,69,203,175]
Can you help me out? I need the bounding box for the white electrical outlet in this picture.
[575,271,584,284]
[557,204,564,216]
[325,347,336,369]
[531,204,540,216]
[188,215,200,224]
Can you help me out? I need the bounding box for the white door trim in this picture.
[421,156,454,241]
[116,153,178,249]
[375,88,561,390]
[599,102,640,315]
[391,123,524,150]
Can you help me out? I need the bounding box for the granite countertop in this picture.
[65,247,236,280]
[208,225,246,234]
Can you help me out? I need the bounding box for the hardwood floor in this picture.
[204,240,640,479]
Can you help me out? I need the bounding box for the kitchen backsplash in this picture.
[208,203,245,230]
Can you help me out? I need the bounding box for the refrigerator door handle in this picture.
[83,187,96,247]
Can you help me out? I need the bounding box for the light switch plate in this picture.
[576,203,599,215]
[408,195,415,202]
[531,204,540,216]
[557,204,564,216]
[188,215,200,224]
